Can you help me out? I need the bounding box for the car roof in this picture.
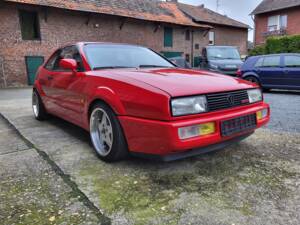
[206,45,238,48]
[77,42,143,48]
[252,53,300,58]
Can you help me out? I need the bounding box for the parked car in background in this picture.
[169,56,192,69]
[32,42,270,162]
[237,53,300,91]
[199,46,244,76]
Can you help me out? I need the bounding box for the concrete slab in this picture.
[0,114,108,225]
[0,88,300,225]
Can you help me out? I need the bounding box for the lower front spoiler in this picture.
[131,132,253,162]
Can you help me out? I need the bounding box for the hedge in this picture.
[249,35,300,56]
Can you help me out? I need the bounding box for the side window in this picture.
[284,55,300,67]
[45,50,61,71]
[45,46,84,72]
[262,56,280,67]
[61,46,85,72]
[254,57,264,67]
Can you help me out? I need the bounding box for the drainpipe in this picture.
[0,56,6,88]
[191,29,194,67]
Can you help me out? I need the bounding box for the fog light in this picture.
[257,109,268,120]
[178,122,215,140]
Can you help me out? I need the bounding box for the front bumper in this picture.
[119,102,270,157]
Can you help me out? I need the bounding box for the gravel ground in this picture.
[0,88,299,225]
[264,90,300,133]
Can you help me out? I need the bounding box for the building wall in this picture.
[213,25,248,55]
[254,6,300,45]
[0,2,206,87]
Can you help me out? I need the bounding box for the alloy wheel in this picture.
[32,91,39,118]
[90,108,114,156]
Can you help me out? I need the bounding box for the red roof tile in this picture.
[5,0,211,28]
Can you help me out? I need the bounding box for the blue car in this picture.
[238,53,300,91]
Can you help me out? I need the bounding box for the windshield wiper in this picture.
[139,65,173,68]
[93,66,134,70]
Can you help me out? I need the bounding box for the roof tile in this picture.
[177,3,249,29]
[5,0,210,28]
[252,0,300,15]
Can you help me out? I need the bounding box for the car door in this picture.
[283,55,300,89]
[257,55,284,87]
[45,46,86,124]
[40,49,62,113]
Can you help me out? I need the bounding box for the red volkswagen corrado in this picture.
[32,42,270,162]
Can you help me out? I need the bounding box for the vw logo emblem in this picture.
[227,95,235,105]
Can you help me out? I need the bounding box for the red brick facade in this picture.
[0,1,248,87]
[213,25,248,55]
[254,6,300,45]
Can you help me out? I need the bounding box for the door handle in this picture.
[47,76,53,81]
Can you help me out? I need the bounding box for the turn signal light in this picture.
[178,122,216,140]
[257,109,268,120]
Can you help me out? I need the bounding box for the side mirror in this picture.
[59,59,77,72]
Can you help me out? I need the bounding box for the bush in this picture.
[249,35,300,56]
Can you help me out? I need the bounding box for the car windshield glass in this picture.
[207,47,241,60]
[84,44,175,70]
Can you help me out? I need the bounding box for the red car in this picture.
[32,42,270,162]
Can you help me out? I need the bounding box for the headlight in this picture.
[247,89,262,103]
[171,96,207,116]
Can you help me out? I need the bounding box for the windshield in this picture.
[207,47,241,60]
[84,44,175,70]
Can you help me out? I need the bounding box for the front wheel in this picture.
[245,76,260,86]
[89,103,128,162]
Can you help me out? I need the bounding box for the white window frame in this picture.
[268,15,287,31]
[208,31,215,45]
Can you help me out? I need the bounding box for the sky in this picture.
[179,0,263,41]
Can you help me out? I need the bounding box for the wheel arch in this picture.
[243,72,260,81]
[83,86,127,130]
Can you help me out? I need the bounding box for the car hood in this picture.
[92,68,256,97]
[209,59,243,68]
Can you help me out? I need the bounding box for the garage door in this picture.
[160,51,183,59]
[25,56,44,85]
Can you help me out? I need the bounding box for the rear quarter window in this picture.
[284,55,300,67]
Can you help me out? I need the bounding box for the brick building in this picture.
[0,0,248,87]
[252,0,300,45]
[177,3,249,55]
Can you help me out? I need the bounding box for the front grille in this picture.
[221,114,257,137]
[207,90,249,112]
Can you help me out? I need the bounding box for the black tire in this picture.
[89,102,128,162]
[32,89,48,121]
[245,76,260,86]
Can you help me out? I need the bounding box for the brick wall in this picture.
[0,2,248,87]
[254,6,300,45]
[0,2,207,87]
[213,25,248,55]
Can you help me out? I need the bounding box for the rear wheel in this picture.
[89,102,128,162]
[32,90,48,121]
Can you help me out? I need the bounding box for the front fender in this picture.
[86,86,126,115]
[243,72,260,82]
